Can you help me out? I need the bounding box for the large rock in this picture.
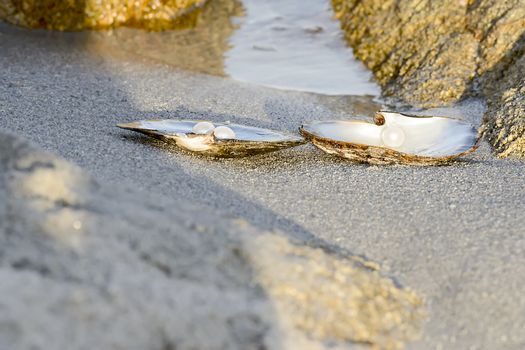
[332,0,525,158]
[0,0,207,30]
[0,130,424,350]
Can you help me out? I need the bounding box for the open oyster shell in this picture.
[300,111,480,165]
[117,119,306,157]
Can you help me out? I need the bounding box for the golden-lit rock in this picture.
[332,0,525,106]
[0,0,207,30]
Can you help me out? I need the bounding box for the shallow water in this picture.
[84,0,379,97]
[225,0,379,95]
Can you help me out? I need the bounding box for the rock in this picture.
[483,86,525,158]
[482,43,525,158]
[331,0,525,107]
[0,130,424,349]
[332,0,525,158]
[0,0,207,30]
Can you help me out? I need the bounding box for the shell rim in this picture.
[378,110,455,120]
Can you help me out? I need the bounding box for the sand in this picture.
[1,22,525,349]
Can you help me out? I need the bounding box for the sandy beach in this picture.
[1,21,525,349]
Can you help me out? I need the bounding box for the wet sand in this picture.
[1,23,525,349]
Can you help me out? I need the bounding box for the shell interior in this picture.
[121,120,301,141]
[301,112,479,158]
[117,119,305,156]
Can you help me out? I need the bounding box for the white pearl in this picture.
[192,121,215,134]
[381,125,405,148]
[213,126,236,140]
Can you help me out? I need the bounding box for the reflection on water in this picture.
[87,0,243,76]
[225,0,379,96]
[86,0,379,97]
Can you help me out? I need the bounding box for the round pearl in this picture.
[213,126,236,140]
[192,121,215,134]
[381,125,405,148]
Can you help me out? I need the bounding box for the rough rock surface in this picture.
[332,0,525,158]
[0,0,207,30]
[482,44,525,158]
[0,130,424,350]
[331,0,525,106]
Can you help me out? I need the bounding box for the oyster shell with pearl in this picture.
[117,119,306,157]
[299,111,480,165]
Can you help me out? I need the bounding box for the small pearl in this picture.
[192,121,215,134]
[213,126,236,140]
[381,125,405,148]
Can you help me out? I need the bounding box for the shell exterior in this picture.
[300,111,481,165]
[117,119,306,157]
